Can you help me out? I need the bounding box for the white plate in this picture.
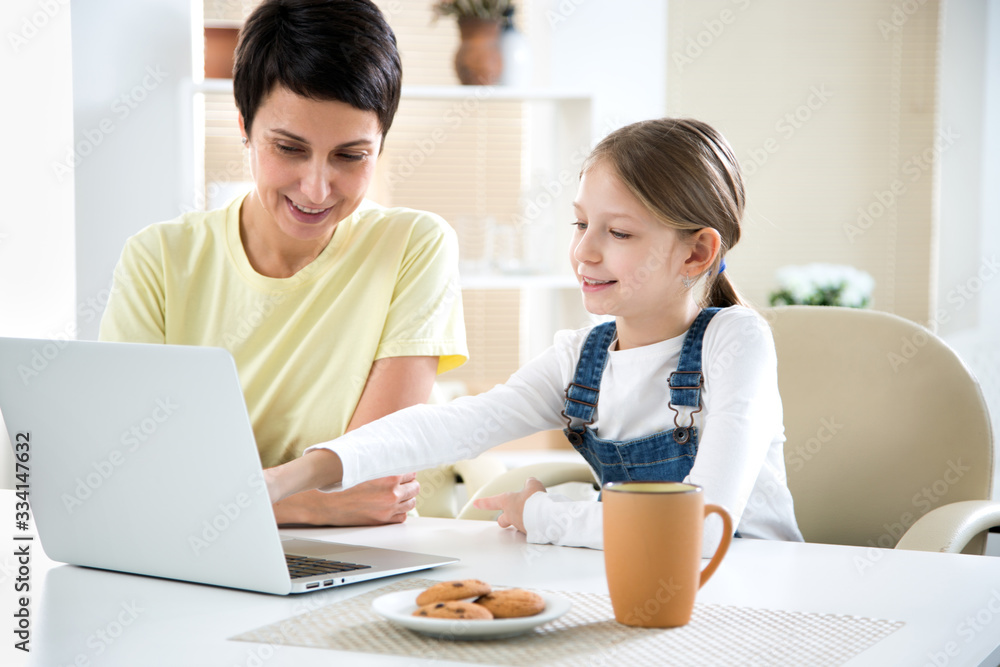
[371,589,571,640]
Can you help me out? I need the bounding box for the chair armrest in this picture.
[895,500,1000,554]
[452,454,509,498]
[415,454,509,519]
[456,462,597,521]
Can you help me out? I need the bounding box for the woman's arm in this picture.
[269,355,437,525]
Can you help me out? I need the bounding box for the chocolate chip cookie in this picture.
[412,600,494,620]
[415,579,492,606]
[473,589,546,618]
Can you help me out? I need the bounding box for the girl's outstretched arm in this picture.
[264,449,344,505]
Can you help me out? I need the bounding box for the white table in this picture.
[3,490,1000,667]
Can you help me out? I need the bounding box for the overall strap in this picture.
[668,307,722,407]
[562,321,618,426]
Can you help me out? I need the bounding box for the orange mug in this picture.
[603,481,732,628]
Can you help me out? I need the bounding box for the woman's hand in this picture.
[472,477,546,535]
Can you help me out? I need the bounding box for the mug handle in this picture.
[698,503,733,588]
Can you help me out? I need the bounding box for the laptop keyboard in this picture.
[285,554,372,580]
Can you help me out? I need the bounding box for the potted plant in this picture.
[768,263,875,308]
[432,0,515,85]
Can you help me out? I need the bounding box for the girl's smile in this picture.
[580,275,618,292]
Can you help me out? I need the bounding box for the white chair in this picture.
[765,305,1000,554]
[414,453,509,519]
[456,461,599,520]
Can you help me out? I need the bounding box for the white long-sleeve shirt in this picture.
[307,306,803,553]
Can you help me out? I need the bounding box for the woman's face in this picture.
[240,86,382,245]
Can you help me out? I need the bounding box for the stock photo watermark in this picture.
[922,589,1000,667]
[844,126,959,243]
[742,84,833,177]
[51,65,169,182]
[11,432,33,653]
[887,255,999,371]
[672,0,752,73]
[785,416,843,473]
[384,86,498,191]
[509,116,621,233]
[52,599,146,666]
[188,472,269,556]
[7,0,67,52]
[16,335,73,385]
[622,577,682,626]
[17,271,135,386]
[86,600,146,660]
[854,458,971,574]
[878,0,932,39]
[545,0,589,29]
[222,292,288,350]
[60,398,180,514]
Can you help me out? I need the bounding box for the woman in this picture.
[100,0,468,526]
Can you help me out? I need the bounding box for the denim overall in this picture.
[562,308,721,489]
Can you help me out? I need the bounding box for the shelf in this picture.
[194,80,592,103]
[458,273,578,290]
[194,78,235,93]
[203,19,243,30]
[400,85,591,102]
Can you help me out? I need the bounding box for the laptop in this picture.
[0,337,457,595]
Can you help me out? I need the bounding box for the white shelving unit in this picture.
[400,85,591,101]
[393,85,595,364]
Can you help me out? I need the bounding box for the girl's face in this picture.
[569,161,693,323]
[240,86,382,246]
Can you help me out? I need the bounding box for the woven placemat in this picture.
[231,578,904,666]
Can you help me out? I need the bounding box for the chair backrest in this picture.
[764,306,994,551]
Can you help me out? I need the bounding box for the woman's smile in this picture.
[285,196,334,224]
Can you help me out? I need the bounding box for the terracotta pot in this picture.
[454,18,502,85]
[204,27,240,79]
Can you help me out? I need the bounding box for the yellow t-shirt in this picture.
[99,196,468,468]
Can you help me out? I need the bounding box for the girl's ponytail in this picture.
[705,271,744,309]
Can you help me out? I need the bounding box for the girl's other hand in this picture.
[472,477,546,534]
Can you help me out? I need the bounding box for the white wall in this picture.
[0,2,76,338]
[978,1,1000,337]
[937,0,995,338]
[528,0,668,139]
[937,0,1000,498]
[0,1,76,489]
[71,0,192,341]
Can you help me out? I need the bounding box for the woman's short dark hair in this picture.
[233,0,402,142]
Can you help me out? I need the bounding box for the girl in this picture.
[265,118,804,551]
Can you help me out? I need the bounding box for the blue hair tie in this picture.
[718,259,727,275]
